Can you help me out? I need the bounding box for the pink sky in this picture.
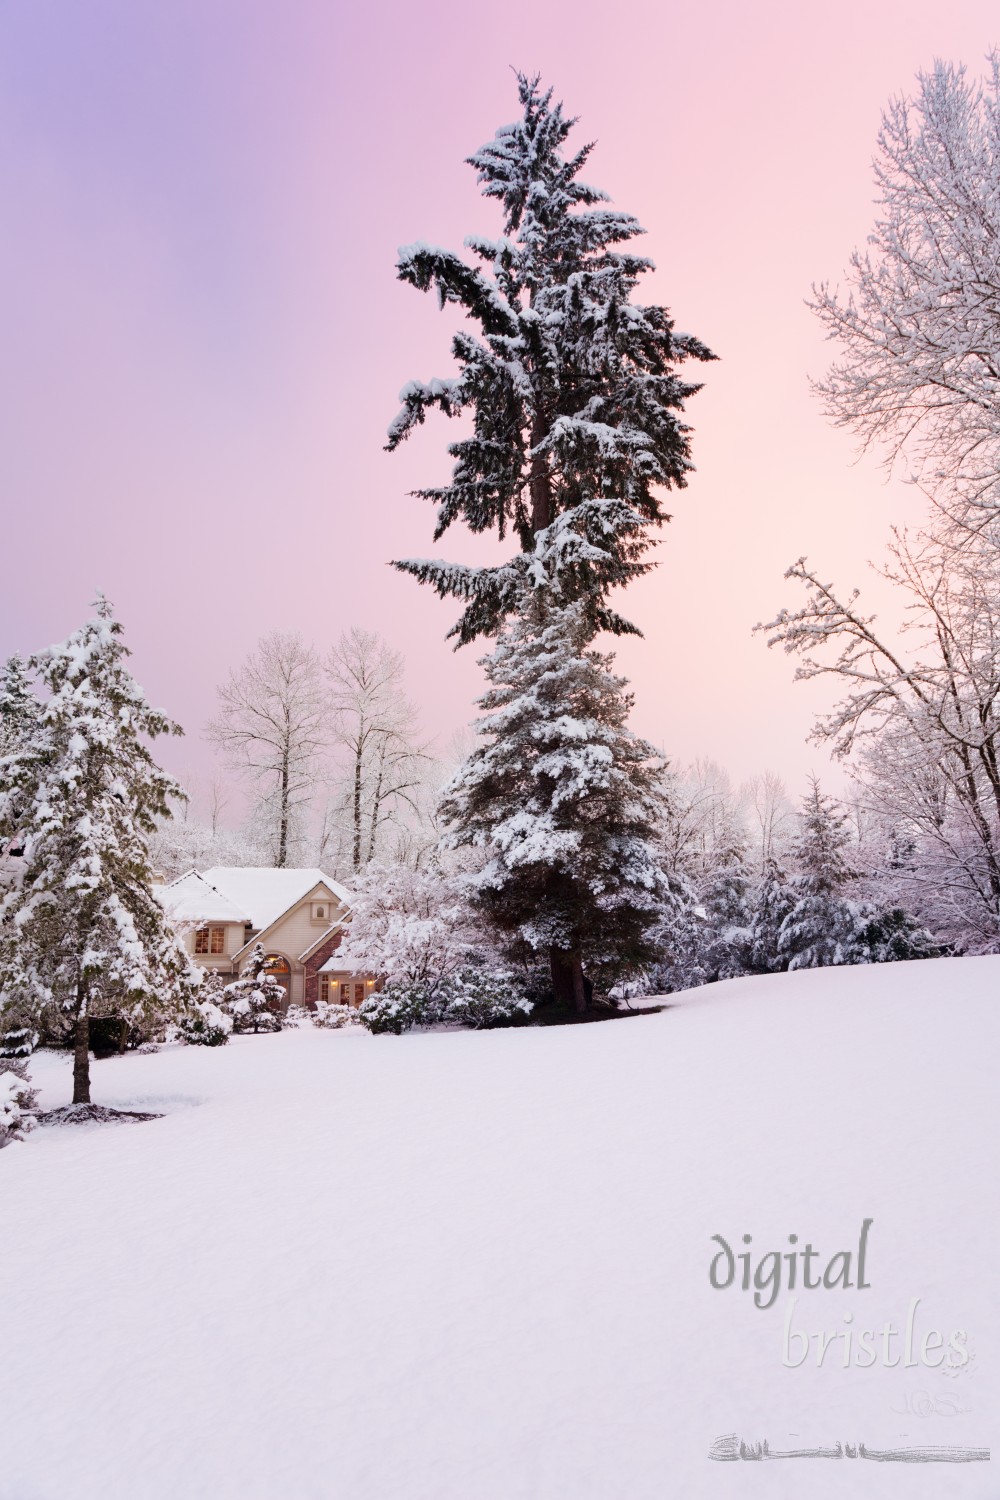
[1,0,997,811]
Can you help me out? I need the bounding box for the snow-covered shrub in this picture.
[178,1000,232,1047]
[0,1060,38,1147]
[357,980,444,1035]
[221,945,284,1035]
[312,1002,360,1030]
[444,968,532,1029]
[282,1005,311,1029]
[357,970,532,1034]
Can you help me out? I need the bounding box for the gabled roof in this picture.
[201,867,353,934]
[157,870,250,924]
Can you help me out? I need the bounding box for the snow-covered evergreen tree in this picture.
[221,945,284,1034]
[387,73,714,644]
[641,871,707,995]
[748,857,795,974]
[778,780,868,969]
[178,971,233,1047]
[0,654,37,757]
[439,582,670,1011]
[0,599,200,1105]
[0,1059,37,1148]
[696,826,752,980]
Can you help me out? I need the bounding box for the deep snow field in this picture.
[0,957,996,1499]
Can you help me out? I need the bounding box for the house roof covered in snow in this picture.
[201,867,353,934]
[157,871,250,924]
[318,951,365,974]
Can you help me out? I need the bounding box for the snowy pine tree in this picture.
[438,581,670,1011]
[778,780,867,970]
[387,73,714,643]
[696,826,752,980]
[0,599,200,1105]
[0,654,38,758]
[221,945,285,1034]
[0,1059,37,1148]
[748,857,794,974]
[642,870,707,994]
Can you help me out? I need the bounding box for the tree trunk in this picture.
[367,752,385,866]
[529,407,553,537]
[550,950,572,1008]
[353,740,364,872]
[571,955,587,1014]
[278,745,290,867]
[72,1009,91,1105]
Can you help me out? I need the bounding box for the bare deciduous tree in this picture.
[760,534,1000,949]
[322,629,432,874]
[207,632,329,867]
[810,56,1000,536]
[742,770,794,871]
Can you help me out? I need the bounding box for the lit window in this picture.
[340,982,350,1003]
[195,927,225,955]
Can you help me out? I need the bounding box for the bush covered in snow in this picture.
[357,969,532,1035]
[312,1002,360,1030]
[282,1005,312,1029]
[445,968,533,1029]
[178,1000,233,1048]
[357,980,440,1035]
[0,1060,38,1147]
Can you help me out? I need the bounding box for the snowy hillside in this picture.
[1,957,995,1499]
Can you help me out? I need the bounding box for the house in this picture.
[157,867,377,1010]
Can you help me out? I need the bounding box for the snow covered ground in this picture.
[1,957,996,1499]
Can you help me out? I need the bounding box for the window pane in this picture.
[210,927,225,954]
[195,928,208,954]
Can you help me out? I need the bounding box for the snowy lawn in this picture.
[1,957,996,1499]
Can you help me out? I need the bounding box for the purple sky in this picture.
[1,0,997,810]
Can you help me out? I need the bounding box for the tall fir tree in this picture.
[387,73,715,643]
[696,826,752,981]
[0,599,200,1104]
[778,780,864,970]
[748,857,794,975]
[438,584,670,1010]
